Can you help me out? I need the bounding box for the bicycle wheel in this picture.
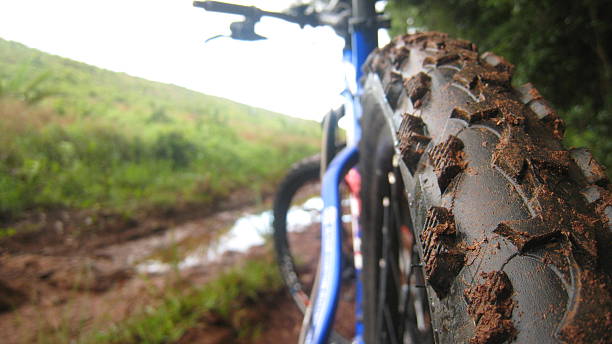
[360,32,611,344]
[273,154,322,312]
[360,83,434,344]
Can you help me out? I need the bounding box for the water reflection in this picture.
[136,197,323,274]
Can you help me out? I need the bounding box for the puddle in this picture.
[136,197,324,274]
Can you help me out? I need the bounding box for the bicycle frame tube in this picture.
[348,2,378,144]
[304,145,358,344]
[304,1,378,343]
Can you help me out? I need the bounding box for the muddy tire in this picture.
[359,32,611,344]
[360,96,435,344]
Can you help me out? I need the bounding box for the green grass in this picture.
[0,38,320,220]
[84,257,283,344]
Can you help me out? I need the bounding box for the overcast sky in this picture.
[0,0,376,120]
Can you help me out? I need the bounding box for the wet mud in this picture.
[0,195,351,343]
[464,271,516,344]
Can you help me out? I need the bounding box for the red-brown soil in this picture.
[0,196,355,343]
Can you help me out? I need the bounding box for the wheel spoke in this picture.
[384,305,400,344]
[376,197,391,342]
[367,149,434,343]
[388,169,433,344]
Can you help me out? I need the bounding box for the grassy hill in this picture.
[0,38,319,221]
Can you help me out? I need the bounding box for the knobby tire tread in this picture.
[361,32,611,344]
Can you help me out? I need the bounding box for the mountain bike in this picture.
[194,1,612,343]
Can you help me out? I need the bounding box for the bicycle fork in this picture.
[299,145,359,344]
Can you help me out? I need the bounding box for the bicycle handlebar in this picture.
[193,1,320,28]
[193,1,261,18]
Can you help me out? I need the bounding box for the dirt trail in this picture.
[0,195,355,343]
[0,200,263,343]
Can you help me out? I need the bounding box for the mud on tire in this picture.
[360,32,611,344]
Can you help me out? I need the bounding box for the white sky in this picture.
[0,0,360,120]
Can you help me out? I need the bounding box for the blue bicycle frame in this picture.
[193,1,381,342]
[302,3,378,343]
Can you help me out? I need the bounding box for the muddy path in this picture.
[0,194,355,343]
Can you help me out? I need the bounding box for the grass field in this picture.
[0,38,320,221]
[84,256,282,344]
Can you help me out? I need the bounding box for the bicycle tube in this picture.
[301,145,358,344]
[359,32,611,343]
[273,154,352,344]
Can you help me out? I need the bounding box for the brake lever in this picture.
[229,19,266,41]
[203,18,266,43]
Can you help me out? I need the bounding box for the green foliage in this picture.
[0,38,320,220]
[86,257,282,344]
[152,132,197,169]
[0,227,16,238]
[0,63,56,104]
[388,0,611,170]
